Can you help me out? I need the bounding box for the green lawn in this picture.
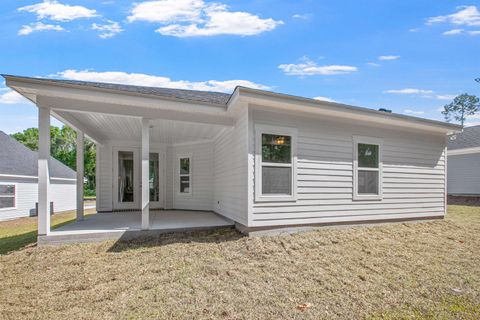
[0,209,95,254]
[0,205,479,319]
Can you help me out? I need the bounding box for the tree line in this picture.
[11,126,96,196]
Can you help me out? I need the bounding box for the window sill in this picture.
[255,195,297,203]
[353,194,383,201]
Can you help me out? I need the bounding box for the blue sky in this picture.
[1,0,479,133]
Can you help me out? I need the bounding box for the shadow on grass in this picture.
[0,218,77,255]
[108,227,243,253]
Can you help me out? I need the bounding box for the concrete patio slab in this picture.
[38,210,234,245]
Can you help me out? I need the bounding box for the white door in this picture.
[113,147,165,210]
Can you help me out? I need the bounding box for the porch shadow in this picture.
[107,227,242,253]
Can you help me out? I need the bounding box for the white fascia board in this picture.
[448,147,480,155]
[235,87,462,135]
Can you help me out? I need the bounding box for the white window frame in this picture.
[0,183,17,211]
[353,136,383,201]
[255,124,297,202]
[176,154,192,196]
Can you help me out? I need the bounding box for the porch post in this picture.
[141,118,150,230]
[76,130,84,221]
[38,107,51,235]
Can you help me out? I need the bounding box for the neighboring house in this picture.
[4,75,460,237]
[447,125,480,196]
[0,131,76,221]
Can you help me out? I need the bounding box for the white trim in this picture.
[0,174,75,181]
[448,146,480,155]
[353,135,383,201]
[171,139,213,147]
[176,153,193,197]
[444,141,448,217]
[254,124,297,202]
[0,183,17,211]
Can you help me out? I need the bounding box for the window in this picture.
[255,124,297,202]
[0,184,16,210]
[178,155,191,195]
[353,136,383,200]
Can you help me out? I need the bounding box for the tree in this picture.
[11,126,96,195]
[441,94,480,127]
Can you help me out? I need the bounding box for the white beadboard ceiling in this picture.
[58,111,229,144]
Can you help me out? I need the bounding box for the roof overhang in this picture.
[448,146,480,156]
[230,87,462,135]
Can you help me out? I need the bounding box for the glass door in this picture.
[113,147,140,210]
[149,151,164,208]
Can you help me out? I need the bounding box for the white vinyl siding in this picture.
[213,107,249,225]
[172,142,213,211]
[249,108,446,227]
[447,152,480,195]
[0,178,76,221]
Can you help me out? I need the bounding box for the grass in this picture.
[0,205,479,319]
[0,209,95,254]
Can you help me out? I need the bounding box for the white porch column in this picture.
[141,118,150,230]
[38,107,51,235]
[76,131,84,221]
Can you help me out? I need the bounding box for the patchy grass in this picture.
[0,209,95,254]
[0,206,479,319]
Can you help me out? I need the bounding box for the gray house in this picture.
[447,125,480,196]
[3,74,461,243]
[0,130,76,221]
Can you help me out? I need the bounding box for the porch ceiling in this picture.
[55,110,229,145]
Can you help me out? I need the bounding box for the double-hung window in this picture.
[0,184,16,210]
[178,155,192,195]
[353,136,383,200]
[255,124,297,202]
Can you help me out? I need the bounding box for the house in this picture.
[3,74,461,242]
[447,125,480,196]
[0,130,76,221]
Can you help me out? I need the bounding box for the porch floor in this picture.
[39,210,235,245]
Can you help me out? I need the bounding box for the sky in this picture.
[0,0,480,134]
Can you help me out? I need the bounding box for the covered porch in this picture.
[38,210,234,245]
[4,75,241,243]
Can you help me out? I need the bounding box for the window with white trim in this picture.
[255,124,297,202]
[0,184,16,209]
[178,156,191,194]
[353,136,383,200]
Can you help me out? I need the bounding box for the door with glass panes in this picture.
[113,147,164,210]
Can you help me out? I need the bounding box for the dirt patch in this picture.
[448,195,480,206]
[0,206,479,319]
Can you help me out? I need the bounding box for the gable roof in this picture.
[3,74,462,134]
[0,131,76,179]
[448,125,480,150]
[1,74,231,106]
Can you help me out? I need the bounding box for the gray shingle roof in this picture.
[448,125,480,150]
[0,131,76,179]
[2,75,231,106]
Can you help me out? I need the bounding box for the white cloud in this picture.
[378,55,400,61]
[0,89,28,104]
[278,58,358,76]
[128,0,282,37]
[427,6,480,27]
[55,69,270,93]
[366,62,381,67]
[409,28,420,32]
[469,30,480,35]
[384,88,434,95]
[443,28,464,35]
[313,96,336,103]
[435,94,457,100]
[404,109,425,115]
[292,14,311,20]
[18,22,64,35]
[92,21,123,38]
[18,0,98,22]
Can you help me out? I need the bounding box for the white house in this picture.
[447,125,480,195]
[0,130,76,221]
[3,75,461,241]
